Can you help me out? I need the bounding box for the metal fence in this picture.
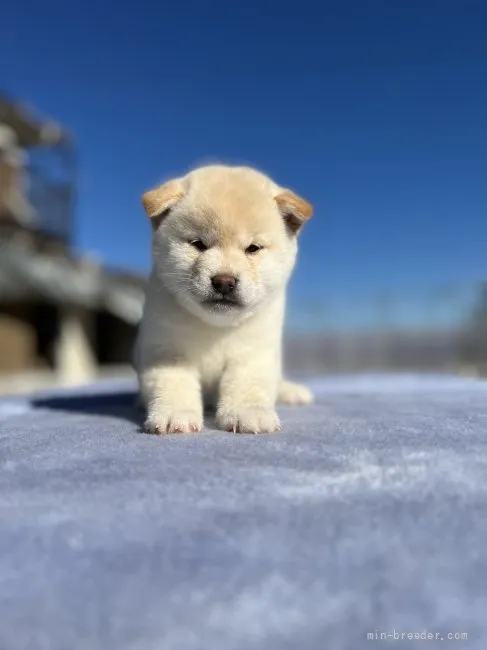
[284,282,487,376]
[27,142,77,245]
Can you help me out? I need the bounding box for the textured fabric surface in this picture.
[1,374,486,649]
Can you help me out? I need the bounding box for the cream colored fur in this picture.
[134,164,313,434]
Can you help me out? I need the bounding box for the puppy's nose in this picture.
[211,274,238,295]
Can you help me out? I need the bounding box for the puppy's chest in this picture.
[197,345,228,387]
[184,333,244,391]
[174,320,253,378]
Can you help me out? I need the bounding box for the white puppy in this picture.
[134,164,314,434]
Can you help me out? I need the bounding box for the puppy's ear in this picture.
[274,190,313,235]
[141,179,185,227]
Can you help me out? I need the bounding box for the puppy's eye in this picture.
[245,244,262,255]
[190,240,207,252]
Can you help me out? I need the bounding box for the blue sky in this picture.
[2,0,487,328]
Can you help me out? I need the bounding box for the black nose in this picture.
[211,274,238,296]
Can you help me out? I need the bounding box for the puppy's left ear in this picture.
[141,179,185,227]
[274,190,313,235]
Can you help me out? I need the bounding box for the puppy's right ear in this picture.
[141,179,185,227]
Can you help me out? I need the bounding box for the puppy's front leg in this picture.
[140,364,203,434]
[216,358,280,434]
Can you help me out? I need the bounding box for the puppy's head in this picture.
[142,165,313,326]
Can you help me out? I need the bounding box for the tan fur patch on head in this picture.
[173,165,281,246]
[144,165,313,239]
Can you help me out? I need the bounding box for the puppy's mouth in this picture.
[202,296,243,310]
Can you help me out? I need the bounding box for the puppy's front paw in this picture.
[144,409,203,435]
[216,406,281,434]
[278,380,314,406]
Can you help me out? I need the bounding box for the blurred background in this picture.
[1,0,486,396]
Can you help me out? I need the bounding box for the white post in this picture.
[55,305,97,385]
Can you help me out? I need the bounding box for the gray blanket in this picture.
[1,374,486,649]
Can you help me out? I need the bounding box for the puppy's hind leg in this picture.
[277,380,314,406]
